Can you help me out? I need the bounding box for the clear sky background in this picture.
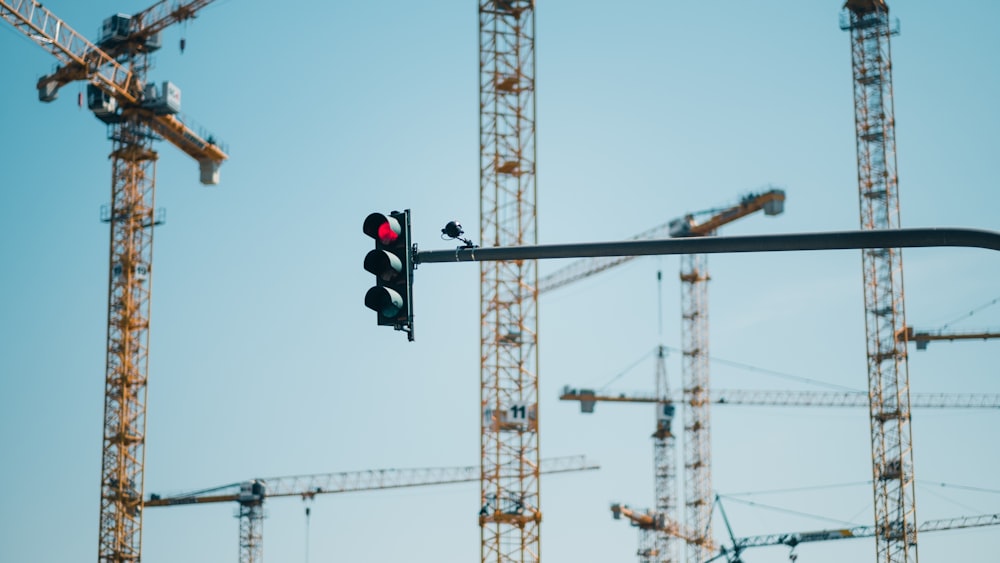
[1,1,998,562]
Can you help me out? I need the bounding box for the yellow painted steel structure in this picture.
[478,1,539,561]
[840,2,917,562]
[652,346,680,563]
[0,2,225,562]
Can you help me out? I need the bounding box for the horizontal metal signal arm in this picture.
[416,228,1000,264]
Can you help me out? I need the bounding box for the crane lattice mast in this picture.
[840,3,917,562]
[672,193,785,562]
[653,345,681,562]
[679,249,712,563]
[0,3,224,562]
[101,99,159,563]
[479,1,539,562]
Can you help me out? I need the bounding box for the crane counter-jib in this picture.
[144,493,240,507]
[145,113,229,185]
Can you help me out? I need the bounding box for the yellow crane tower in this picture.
[671,190,785,563]
[478,2,539,562]
[145,456,598,563]
[839,3,915,562]
[539,188,786,563]
[0,3,225,562]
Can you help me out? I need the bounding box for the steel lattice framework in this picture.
[679,253,713,563]
[99,111,159,563]
[653,346,680,563]
[238,501,264,563]
[479,1,539,562]
[840,2,917,562]
[638,526,658,563]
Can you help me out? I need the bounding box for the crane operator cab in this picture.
[238,480,267,504]
[142,82,182,115]
[87,85,119,123]
[97,13,162,52]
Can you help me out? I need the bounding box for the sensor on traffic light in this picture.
[363,210,414,340]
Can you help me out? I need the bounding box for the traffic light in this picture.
[363,210,414,341]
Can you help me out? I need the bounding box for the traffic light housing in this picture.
[363,210,414,340]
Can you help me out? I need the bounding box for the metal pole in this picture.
[414,228,1000,264]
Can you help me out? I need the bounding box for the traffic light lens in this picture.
[365,286,403,317]
[364,249,403,280]
[377,222,399,245]
[364,213,402,245]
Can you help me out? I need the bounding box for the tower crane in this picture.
[478,2,539,562]
[540,187,785,563]
[840,3,916,561]
[670,189,785,563]
[145,456,598,563]
[0,3,226,562]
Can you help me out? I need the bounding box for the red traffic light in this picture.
[363,209,414,341]
[363,213,401,245]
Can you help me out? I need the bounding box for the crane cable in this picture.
[937,295,1000,332]
[716,494,864,528]
[593,345,858,393]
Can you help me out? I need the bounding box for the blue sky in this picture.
[1,1,998,562]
